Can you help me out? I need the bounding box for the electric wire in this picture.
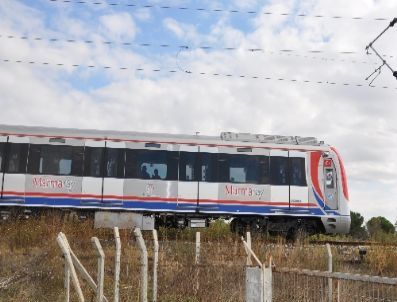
[1,57,396,91]
[47,0,390,22]
[0,33,393,64]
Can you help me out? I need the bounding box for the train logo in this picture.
[143,184,155,197]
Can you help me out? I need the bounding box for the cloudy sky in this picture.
[0,0,396,222]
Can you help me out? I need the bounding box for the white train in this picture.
[0,125,350,237]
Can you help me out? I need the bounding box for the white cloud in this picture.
[133,8,152,21]
[162,18,201,44]
[163,18,184,38]
[100,12,137,40]
[232,0,259,10]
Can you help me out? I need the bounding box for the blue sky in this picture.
[1,0,397,222]
[11,0,266,91]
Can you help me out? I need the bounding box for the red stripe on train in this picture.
[331,147,349,201]
[310,151,324,201]
[2,191,318,207]
[0,131,327,152]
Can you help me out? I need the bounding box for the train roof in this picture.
[0,124,330,151]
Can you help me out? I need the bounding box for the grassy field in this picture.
[1,215,397,301]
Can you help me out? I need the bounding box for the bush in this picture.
[349,211,368,239]
[367,216,395,238]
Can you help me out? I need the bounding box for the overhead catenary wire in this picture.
[0,33,392,65]
[1,57,396,91]
[47,0,390,22]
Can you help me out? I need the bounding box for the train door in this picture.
[270,150,289,206]
[323,158,338,210]
[289,151,309,208]
[26,137,84,207]
[124,142,179,212]
[82,140,105,207]
[102,141,125,207]
[197,146,219,213]
[2,136,29,204]
[177,145,199,212]
[0,135,7,199]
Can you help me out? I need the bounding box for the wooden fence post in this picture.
[92,237,105,302]
[326,243,333,302]
[114,227,121,302]
[153,229,159,302]
[56,233,85,302]
[134,228,148,302]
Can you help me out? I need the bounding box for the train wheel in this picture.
[286,225,308,243]
[230,218,247,235]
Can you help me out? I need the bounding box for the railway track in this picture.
[308,240,397,247]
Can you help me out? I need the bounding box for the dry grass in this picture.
[1,216,397,301]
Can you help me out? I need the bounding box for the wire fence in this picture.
[5,226,397,302]
[273,269,397,302]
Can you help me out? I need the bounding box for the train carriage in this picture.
[0,125,350,237]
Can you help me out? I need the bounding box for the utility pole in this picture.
[365,17,397,85]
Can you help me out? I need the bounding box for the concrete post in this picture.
[195,232,201,265]
[59,233,109,302]
[152,229,159,302]
[56,233,85,302]
[64,259,70,302]
[246,232,252,266]
[326,243,333,302]
[263,258,272,302]
[92,237,105,302]
[242,237,272,302]
[114,227,121,302]
[246,267,263,302]
[134,228,148,302]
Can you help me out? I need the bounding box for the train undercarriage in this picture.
[0,206,325,241]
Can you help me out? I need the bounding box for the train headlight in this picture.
[322,151,330,158]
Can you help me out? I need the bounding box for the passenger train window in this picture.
[28,144,83,176]
[270,156,288,186]
[258,156,270,184]
[84,147,104,177]
[71,147,84,176]
[167,152,179,180]
[105,148,125,178]
[229,166,246,183]
[5,143,28,174]
[230,154,268,184]
[0,143,5,172]
[179,152,197,181]
[289,157,307,186]
[125,149,178,181]
[217,154,270,184]
[217,154,229,182]
[199,153,217,182]
[125,149,137,178]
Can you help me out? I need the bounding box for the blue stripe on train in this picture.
[1,195,331,216]
[312,188,339,214]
